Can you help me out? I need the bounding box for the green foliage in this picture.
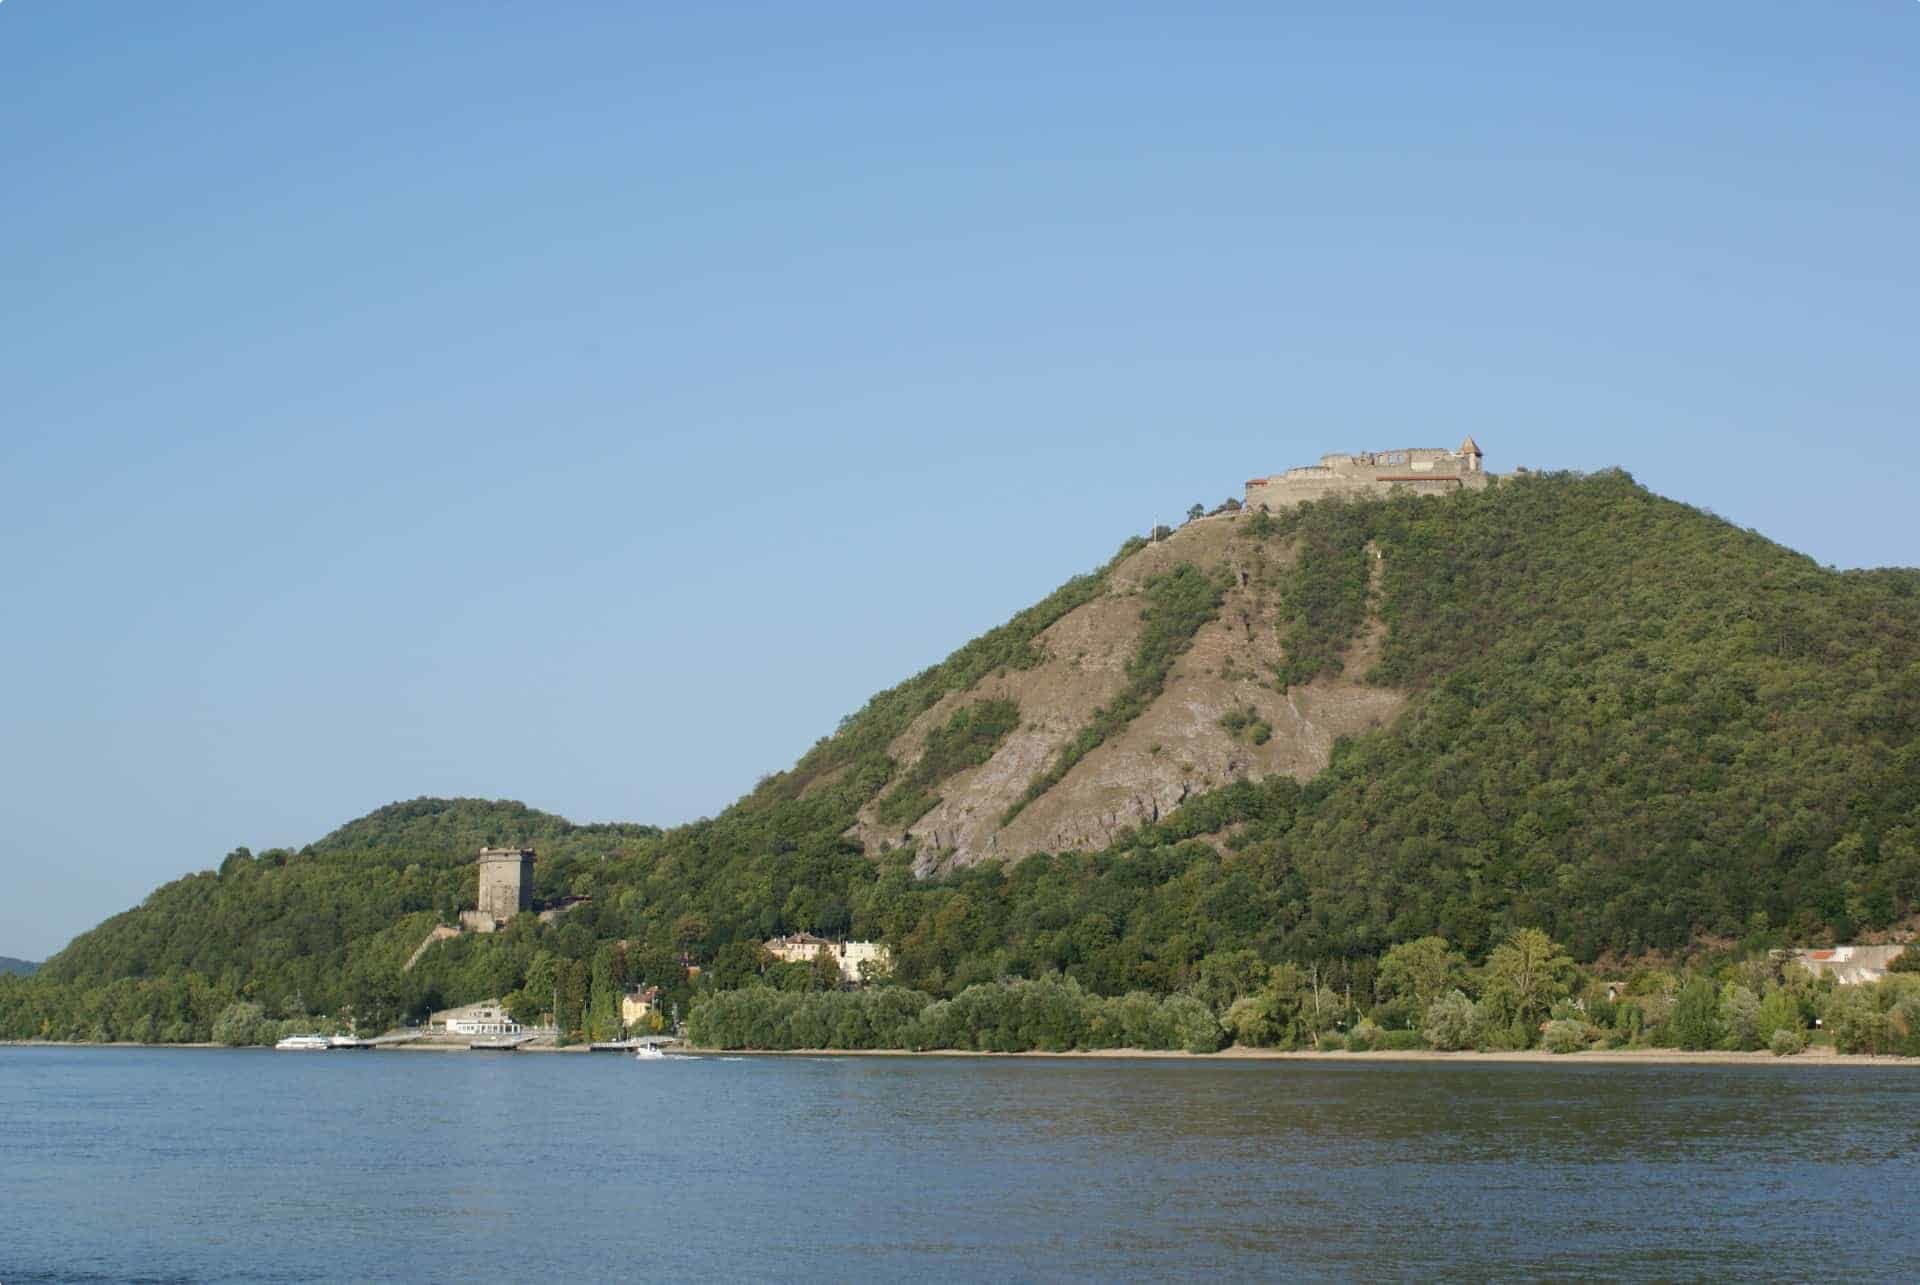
[1769,1027,1806,1056]
[1423,990,1478,1051]
[1720,984,1762,1050]
[1379,937,1468,1015]
[1668,977,1723,1051]
[1263,500,1376,688]
[1005,563,1226,823]
[1541,1018,1592,1054]
[687,986,931,1050]
[1481,929,1575,1034]
[1822,987,1888,1054]
[1889,946,1920,973]
[873,700,1020,827]
[1218,707,1273,745]
[1755,985,1805,1046]
[688,976,1224,1054]
[212,1001,268,1047]
[1226,473,1920,961]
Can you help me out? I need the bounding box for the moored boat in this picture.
[274,1034,329,1051]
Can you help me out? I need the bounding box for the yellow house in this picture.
[621,985,662,1029]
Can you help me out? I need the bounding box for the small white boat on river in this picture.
[275,1034,329,1051]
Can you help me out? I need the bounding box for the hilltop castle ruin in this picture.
[1244,438,1488,510]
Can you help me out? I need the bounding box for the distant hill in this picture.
[5,469,1917,1044]
[0,958,38,977]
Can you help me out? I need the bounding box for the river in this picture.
[1,1047,1916,1280]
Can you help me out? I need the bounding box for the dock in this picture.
[468,1034,537,1051]
[587,1036,679,1053]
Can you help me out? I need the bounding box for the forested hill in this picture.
[5,470,1919,1043]
[0,958,37,977]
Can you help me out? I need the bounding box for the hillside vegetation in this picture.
[4,471,1918,1047]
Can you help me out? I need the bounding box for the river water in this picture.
[1,1048,1916,1281]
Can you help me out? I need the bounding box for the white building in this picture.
[764,934,892,983]
[433,1000,523,1036]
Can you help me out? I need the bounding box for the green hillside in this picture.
[5,471,1918,1047]
[0,958,37,978]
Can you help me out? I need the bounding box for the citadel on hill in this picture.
[1244,438,1490,509]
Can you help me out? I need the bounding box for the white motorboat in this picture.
[634,1044,666,1060]
[275,1034,329,1051]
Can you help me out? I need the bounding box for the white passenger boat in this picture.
[275,1034,330,1051]
[634,1044,666,1060]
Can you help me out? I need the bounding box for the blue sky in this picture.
[3,2,1916,959]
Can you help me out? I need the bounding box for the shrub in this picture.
[1318,1032,1348,1052]
[1347,1018,1382,1051]
[1542,1019,1591,1054]
[1823,988,1889,1055]
[1378,1029,1425,1051]
[1769,1027,1806,1057]
[1423,990,1478,1051]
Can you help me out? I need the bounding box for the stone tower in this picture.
[475,846,535,924]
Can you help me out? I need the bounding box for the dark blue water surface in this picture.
[2,1048,1917,1281]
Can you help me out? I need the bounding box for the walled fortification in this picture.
[1244,438,1488,510]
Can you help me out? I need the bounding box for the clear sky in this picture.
[3,2,1916,960]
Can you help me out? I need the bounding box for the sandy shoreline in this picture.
[4,1039,1916,1066]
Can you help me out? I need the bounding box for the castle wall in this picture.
[1245,445,1489,511]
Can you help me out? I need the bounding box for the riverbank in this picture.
[6,1039,1916,1065]
[692,1044,1920,1066]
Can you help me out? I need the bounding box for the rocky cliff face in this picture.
[846,513,1405,873]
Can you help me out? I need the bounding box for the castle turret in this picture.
[1459,435,1483,472]
[475,846,535,924]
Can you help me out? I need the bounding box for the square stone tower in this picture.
[475,846,535,923]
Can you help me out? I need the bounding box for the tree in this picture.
[1481,929,1574,1034]
[707,940,770,991]
[1423,990,1478,1051]
[555,959,589,1043]
[672,914,711,959]
[212,1001,266,1046]
[1379,937,1466,1017]
[1720,984,1762,1050]
[810,948,844,992]
[1755,985,1803,1045]
[588,944,621,1041]
[1667,977,1722,1051]
[1189,950,1269,1014]
[1187,503,1206,523]
[1823,988,1887,1054]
